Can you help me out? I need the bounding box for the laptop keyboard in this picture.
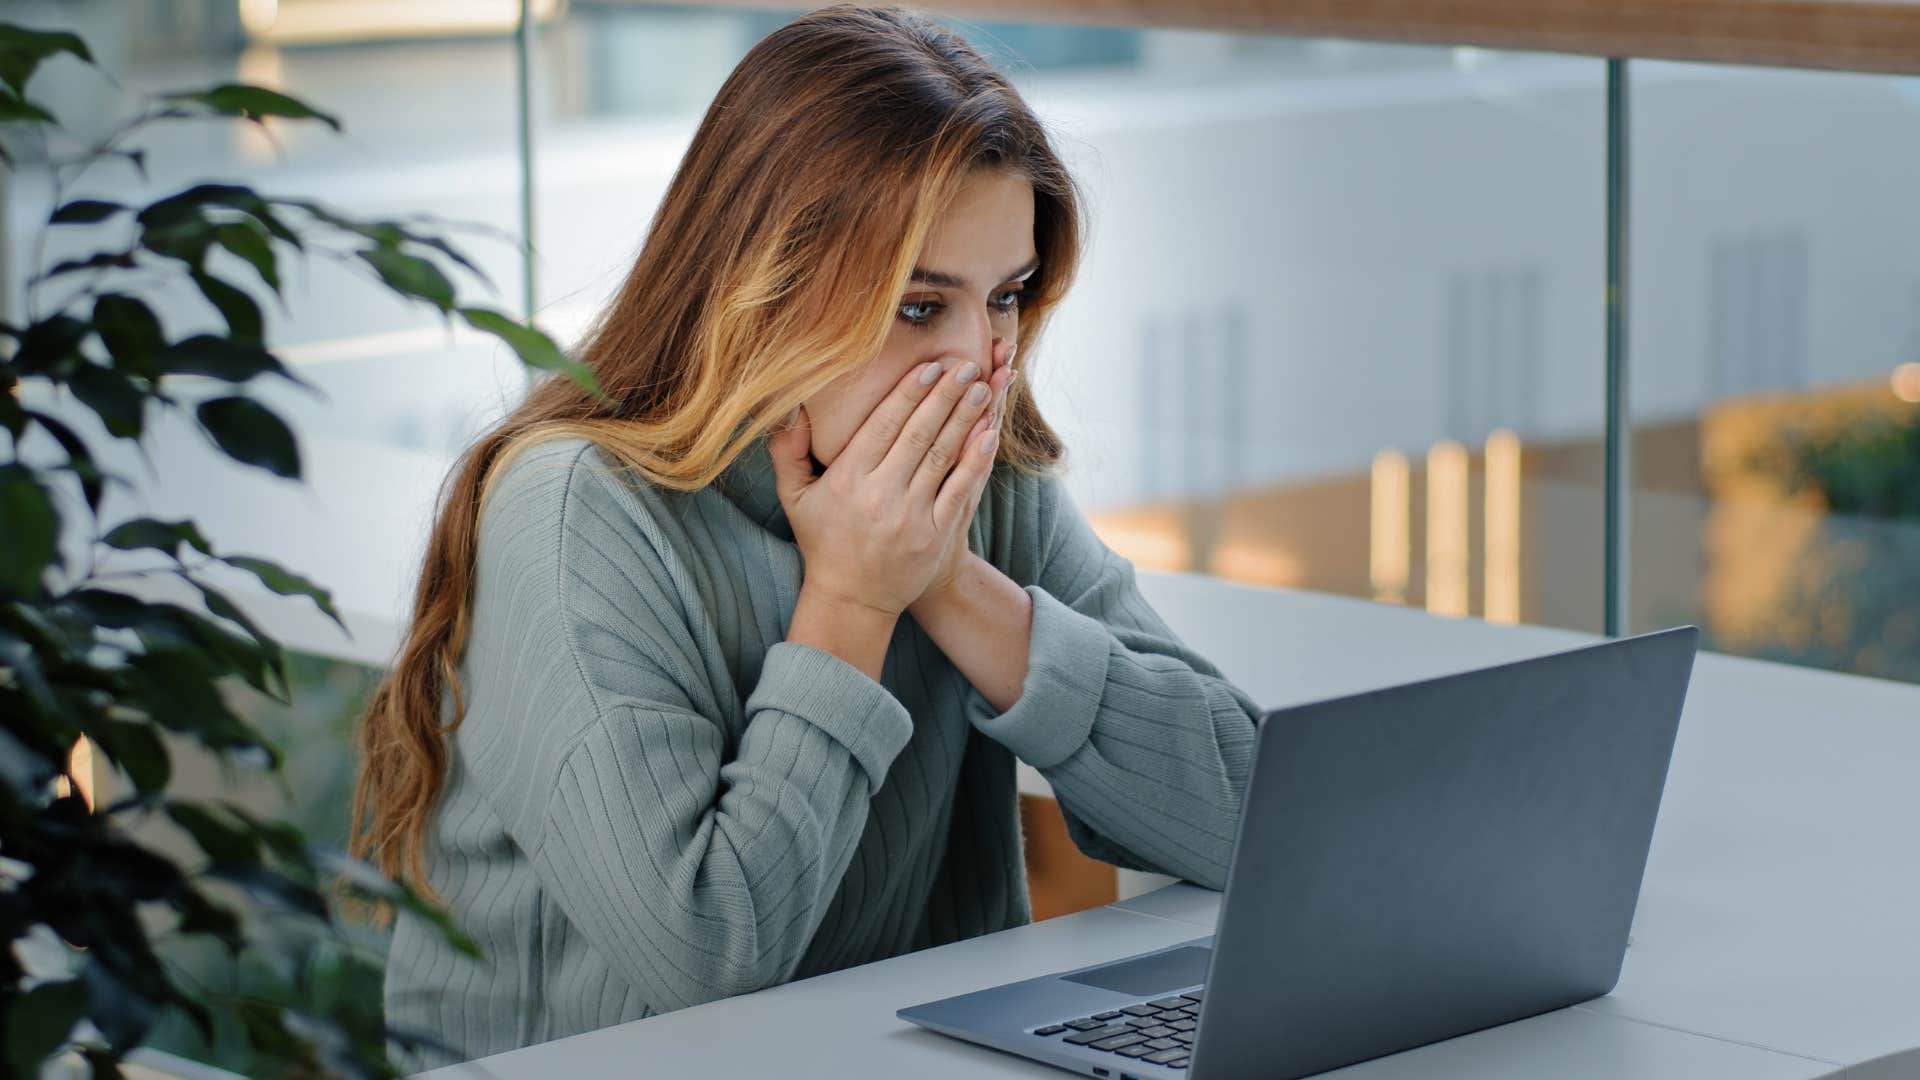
[1029,990,1202,1070]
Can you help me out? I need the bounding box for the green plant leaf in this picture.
[358,247,454,310]
[94,294,164,379]
[90,719,171,795]
[64,590,281,703]
[121,645,275,758]
[13,314,90,376]
[137,184,302,271]
[103,517,214,560]
[191,270,264,342]
[164,83,341,132]
[79,956,162,1054]
[168,801,263,868]
[23,407,108,513]
[458,307,605,399]
[190,575,289,698]
[51,198,126,225]
[214,219,279,292]
[173,887,244,953]
[0,23,94,96]
[67,363,147,439]
[0,464,59,595]
[0,622,59,720]
[284,199,492,285]
[0,722,58,802]
[40,249,139,280]
[0,88,55,123]
[207,864,329,921]
[155,334,307,389]
[4,976,87,1075]
[220,555,345,631]
[195,396,300,479]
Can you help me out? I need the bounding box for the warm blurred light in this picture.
[1425,440,1469,617]
[233,44,286,164]
[1211,540,1303,588]
[1484,429,1522,624]
[1893,362,1920,403]
[1085,515,1194,573]
[240,0,564,45]
[1369,448,1410,604]
[238,0,279,35]
[53,738,97,812]
[237,43,284,92]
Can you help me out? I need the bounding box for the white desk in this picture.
[418,574,1920,1079]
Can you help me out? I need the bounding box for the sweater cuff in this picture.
[746,641,913,791]
[969,586,1113,769]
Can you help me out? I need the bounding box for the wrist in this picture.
[790,584,899,682]
[913,552,985,615]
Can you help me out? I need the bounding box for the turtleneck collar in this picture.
[712,432,794,542]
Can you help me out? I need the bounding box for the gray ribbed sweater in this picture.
[384,433,1261,1067]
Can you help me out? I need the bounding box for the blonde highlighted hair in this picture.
[351,4,1084,900]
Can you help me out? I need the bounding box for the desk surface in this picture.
[419,575,1920,1080]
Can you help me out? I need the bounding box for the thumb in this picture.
[767,405,815,506]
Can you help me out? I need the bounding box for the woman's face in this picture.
[802,167,1037,467]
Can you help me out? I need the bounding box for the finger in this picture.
[961,365,1013,450]
[875,357,983,484]
[934,426,998,530]
[904,360,994,498]
[768,406,816,507]
[838,359,946,474]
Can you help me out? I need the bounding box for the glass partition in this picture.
[1628,60,1920,684]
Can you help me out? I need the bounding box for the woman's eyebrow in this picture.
[908,256,1041,290]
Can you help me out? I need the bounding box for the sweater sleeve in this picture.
[965,471,1261,890]
[460,441,913,1013]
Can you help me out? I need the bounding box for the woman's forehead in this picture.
[914,170,1037,287]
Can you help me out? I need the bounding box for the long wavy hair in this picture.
[350,4,1084,901]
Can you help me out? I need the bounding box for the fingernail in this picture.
[1007,343,1018,365]
[956,362,980,384]
[783,407,799,426]
[920,361,942,385]
[978,429,999,454]
[967,383,989,406]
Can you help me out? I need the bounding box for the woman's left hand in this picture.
[918,340,1015,604]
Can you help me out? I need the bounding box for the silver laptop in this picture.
[898,627,1698,1078]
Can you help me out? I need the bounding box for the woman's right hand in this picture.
[770,350,1002,627]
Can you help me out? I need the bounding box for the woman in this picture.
[352,5,1261,1066]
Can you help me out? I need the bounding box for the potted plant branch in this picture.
[0,23,603,1077]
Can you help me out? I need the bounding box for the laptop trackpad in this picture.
[1061,945,1211,997]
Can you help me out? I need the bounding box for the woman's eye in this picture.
[898,300,940,325]
[990,289,1022,313]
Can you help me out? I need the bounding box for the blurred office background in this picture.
[6,1,1918,1065]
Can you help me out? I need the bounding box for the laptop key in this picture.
[1033,1025,1067,1037]
[1091,1032,1148,1052]
[1116,1044,1157,1058]
[1184,991,1203,1002]
[1138,1025,1176,1039]
[1124,1016,1161,1028]
[1066,1018,1106,1031]
[1121,1004,1160,1017]
[1145,1038,1181,1050]
[1174,1032,1195,1044]
[1154,1011,1187,1023]
[1093,1010,1122,1021]
[1145,1048,1190,1065]
[1064,1025,1132,1046]
[1170,1019,1198,1032]
[1149,997,1190,1010]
